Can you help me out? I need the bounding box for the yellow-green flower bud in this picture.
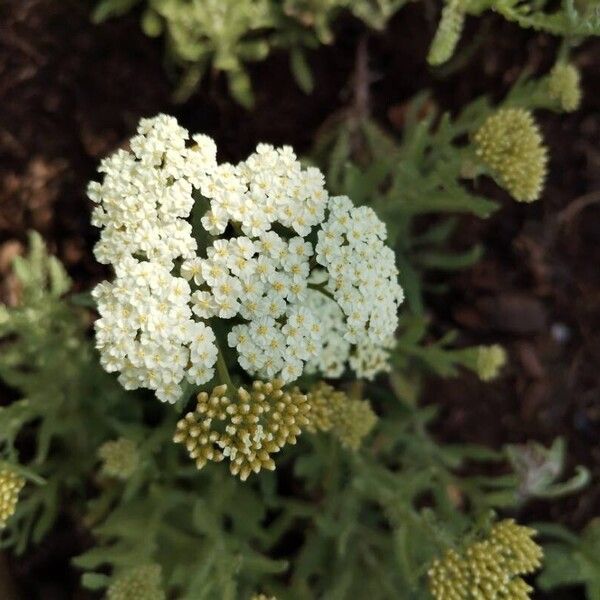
[488,519,543,574]
[174,380,310,481]
[474,108,548,202]
[251,595,277,600]
[306,382,377,450]
[548,63,582,112]
[428,519,543,600]
[428,0,465,66]
[98,438,139,479]
[0,466,25,530]
[305,381,337,434]
[476,344,507,381]
[107,565,165,600]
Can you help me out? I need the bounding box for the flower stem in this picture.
[216,348,235,391]
[308,282,335,301]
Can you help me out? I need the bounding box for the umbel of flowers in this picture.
[428,519,543,600]
[90,115,404,404]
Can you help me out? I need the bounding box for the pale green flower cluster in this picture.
[427,0,465,66]
[476,344,507,381]
[548,63,582,112]
[306,382,377,450]
[107,565,165,600]
[474,108,548,202]
[0,466,25,530]
[98,438,139,479]
[428,519,543,600]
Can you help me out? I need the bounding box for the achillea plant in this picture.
[428,519,543,599]
[98,438,139,479]
[107,564,165,600]
[0,466,25,530]
[428,0,600,66]
[473,108,548,202]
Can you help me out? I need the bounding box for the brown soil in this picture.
[0,0,598,597]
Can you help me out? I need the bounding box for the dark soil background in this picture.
[0,0,598,598]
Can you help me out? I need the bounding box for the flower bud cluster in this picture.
[474,108,548,203]
[98,437,139,479]
[306,382,377,450]
[476,344,507,381]
[548,62,582,112]
[174,380,310,480]
[107,564,165,600]
[428,519,543,600]
[91,115,403,402]
[428,0,465,66]
[0,466,25,529]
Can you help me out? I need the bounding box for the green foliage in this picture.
[428,0,600,67]
[92,0,409,104]
[310,70,563,382]
[538,519,600,599]
[0,233,131,553]
[0,233,538,598]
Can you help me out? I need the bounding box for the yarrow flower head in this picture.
[307,382,377,450]
[174,380,310,481]
[548,62,582,112]
[107,564,165,600]
[0,466,25,529]
[428,519,543,600]
[473,108,548,203]
[476,344,507,381]
[98,438,139,479]
[90,115,404,402]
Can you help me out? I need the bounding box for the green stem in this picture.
[216,348,235,391]
[308,282,335,301]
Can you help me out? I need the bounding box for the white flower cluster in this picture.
[93,259,218,403]
[182,233,322,383]
[304,282,350,379]
[90,115,404,403]
[90,114,216,268]
[90,116,219,403]
[314,196,405,379]
[199,144,327,237]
